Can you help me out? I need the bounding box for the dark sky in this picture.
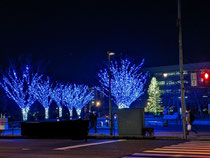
[0,0,210,85]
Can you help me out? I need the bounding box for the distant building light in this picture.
[178,96,188,99]
[203,96,208,98]
[163,73,168,78]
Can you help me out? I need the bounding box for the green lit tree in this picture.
[145,77,162,115]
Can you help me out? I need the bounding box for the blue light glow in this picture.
[62,84,94,118]
[35,77,53,119]
[0,66,42,121]
[52,83,64,118]
[98,58,148,109]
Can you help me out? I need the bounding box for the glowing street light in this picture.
[96,101,101,107]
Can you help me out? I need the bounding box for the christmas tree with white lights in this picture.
[145,77,162,115]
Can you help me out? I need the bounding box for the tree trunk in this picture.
[45,108,49,119]
[21,107,29,121]
[76,109,81,118]
[59,107,62,118]
[69,109,73,119]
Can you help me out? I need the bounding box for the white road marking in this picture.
[163,146,210,150]
[144,150,210,155]
[132,153,210,158]
[122,156,154,158]
[22,148,30,151]
[153,148,210,152]
[54,139,125,151]
[122,141,210,158]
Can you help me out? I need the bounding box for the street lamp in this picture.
[96,101,101,107]
[163,73,168,110]
[108,51,115,136]
[163,73,168,125]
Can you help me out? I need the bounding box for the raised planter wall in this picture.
[21,119,89,139]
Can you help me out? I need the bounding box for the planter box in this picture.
[21,119,89,139]
[117,108,144,136]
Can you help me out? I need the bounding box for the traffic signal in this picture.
[202,72,210,86]
[204,72,209,80]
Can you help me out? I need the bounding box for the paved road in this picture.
[123,140,210,158]
[0,139,184,158]
[1,138,210,158]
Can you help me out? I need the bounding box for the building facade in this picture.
[143,62,210,117]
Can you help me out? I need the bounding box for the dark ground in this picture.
[0,139,184,158]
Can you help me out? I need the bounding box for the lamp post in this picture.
[163,73,168,113]
[163,73,168,125]
[108,51,115,136]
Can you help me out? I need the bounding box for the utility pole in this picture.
[177,0,187,139]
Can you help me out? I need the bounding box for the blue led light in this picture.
[98,58,148,109]
[62,84,94,118]
[35,77,53,119]
[0,66,42,121]
[52,83,64,118]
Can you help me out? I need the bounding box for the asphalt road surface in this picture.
[0,138,187,158]
[1,139,210,158]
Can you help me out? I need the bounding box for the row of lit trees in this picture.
[0,57,149,121]
[0,65,94,121]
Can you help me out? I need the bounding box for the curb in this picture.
[0,135,184,140]
[87,134,184,140]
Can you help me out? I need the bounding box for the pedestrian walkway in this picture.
[89,123,210,140]
[121,141,210,158]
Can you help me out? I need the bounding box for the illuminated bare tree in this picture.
[73,86,94,118]
[62,84,94,118]
[52,83,64,118]
[35,77,53,119]
[98,58,148,109]
[0,65,42,121]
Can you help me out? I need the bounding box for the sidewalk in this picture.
[88,124,210,140]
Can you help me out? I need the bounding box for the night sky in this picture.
[0,0,210,85]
